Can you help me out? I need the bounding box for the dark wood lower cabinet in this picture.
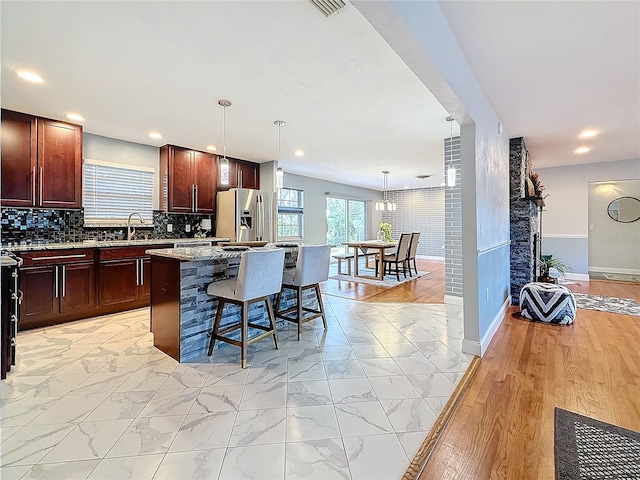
[99,258,139,306]
[17,245,165,331]
[19,261,95,330]
[95,245,165,316]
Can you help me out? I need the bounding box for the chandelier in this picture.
[375,170,397,211]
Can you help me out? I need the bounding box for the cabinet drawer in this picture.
[20,248,96,267]
[98,245,165,260]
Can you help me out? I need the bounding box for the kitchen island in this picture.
[148,245,300,362]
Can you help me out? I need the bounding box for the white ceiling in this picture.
[2,1,638,193]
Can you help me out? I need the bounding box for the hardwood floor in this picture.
[321,258,445,303]
[419,279,640,480]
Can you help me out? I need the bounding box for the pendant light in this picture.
[375,171,397,211]
[218,99,231,185]
[446,115,456,187]
[274,120,285,189]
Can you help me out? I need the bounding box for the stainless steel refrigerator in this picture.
[216,188,277,242]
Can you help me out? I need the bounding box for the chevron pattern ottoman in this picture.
[519,282,576,325]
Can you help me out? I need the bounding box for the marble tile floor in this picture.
[0,297,471,480]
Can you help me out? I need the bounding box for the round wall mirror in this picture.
[607,196,640,223]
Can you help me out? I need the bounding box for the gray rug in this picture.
[573,293,640,316]
[330,270,429,287]
[555,407,640,480]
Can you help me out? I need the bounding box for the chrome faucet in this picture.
[127,213,144,241]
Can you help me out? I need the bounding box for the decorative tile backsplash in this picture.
[0,208,214,246]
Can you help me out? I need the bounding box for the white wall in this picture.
[536,158,639,273]
[83,133,160,209]
[283,173,382,246]
[588,179,640,274]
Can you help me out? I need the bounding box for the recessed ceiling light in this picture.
[294,150,304,157]
[579,129,598,138]
[440,182,446,187]
[14,70,43,83]
[65,113,85,122]
[403,186,409,189]
[575,146,591,154]
[149,132,162,139]
[206,145,217,151]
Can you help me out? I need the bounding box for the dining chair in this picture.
[275,245,331,340]
[206,248,285,368]
[376,233,411,281]
[407,232,421,276]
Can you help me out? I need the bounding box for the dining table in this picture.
[342,240,397,281]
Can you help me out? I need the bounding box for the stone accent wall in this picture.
[381,187,445,257]
[445,136,462,298]
[509,137,537,303]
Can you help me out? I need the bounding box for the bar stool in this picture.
[206,248,285,368]
[275,245,331,340]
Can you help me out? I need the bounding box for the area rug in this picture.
[573,293,640,316]
[602,273,640,283]
[330,270,429,287]
[555,407,640,480]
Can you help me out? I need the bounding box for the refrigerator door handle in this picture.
[256,195,262,241]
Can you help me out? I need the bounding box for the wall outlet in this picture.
[185,224,191,233]
[485,288,489,301]
[167,224,173,233]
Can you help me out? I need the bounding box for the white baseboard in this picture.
[589,266,640,275]
[444,294,463,306]
[462,296,511,357]
[564,272,590,281]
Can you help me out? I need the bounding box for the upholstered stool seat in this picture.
[519,282,576,325]
[206,248,285,368]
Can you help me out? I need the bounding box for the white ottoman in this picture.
[519,282,576,325]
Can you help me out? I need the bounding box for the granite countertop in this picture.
[149,244,298,261]
[1,255,18,267]
[4,237,229,252]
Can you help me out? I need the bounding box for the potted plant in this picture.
[378,222,393,242]
[538,256,571,283]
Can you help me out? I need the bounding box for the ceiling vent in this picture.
[309,0,346,17]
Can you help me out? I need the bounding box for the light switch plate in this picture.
[167,224,173,233]
[185,224,191,233]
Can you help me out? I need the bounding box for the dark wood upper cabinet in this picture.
[217,157,260,190]
[38,118,82,208]
[1,109,82,209]
[160,145,216,213]
[1,110,37,207]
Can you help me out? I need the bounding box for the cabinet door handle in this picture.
[61,265,66,298]
[39,166,44,206]
[136,258,140,286]
[194,185,198,212]
[54,266,59,298]
[32,166,37,205]
[139,258,144,285]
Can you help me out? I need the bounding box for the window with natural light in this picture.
[83,159,155,226]
[277,188,304,239]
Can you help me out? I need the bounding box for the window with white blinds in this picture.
[83,159,155,226]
